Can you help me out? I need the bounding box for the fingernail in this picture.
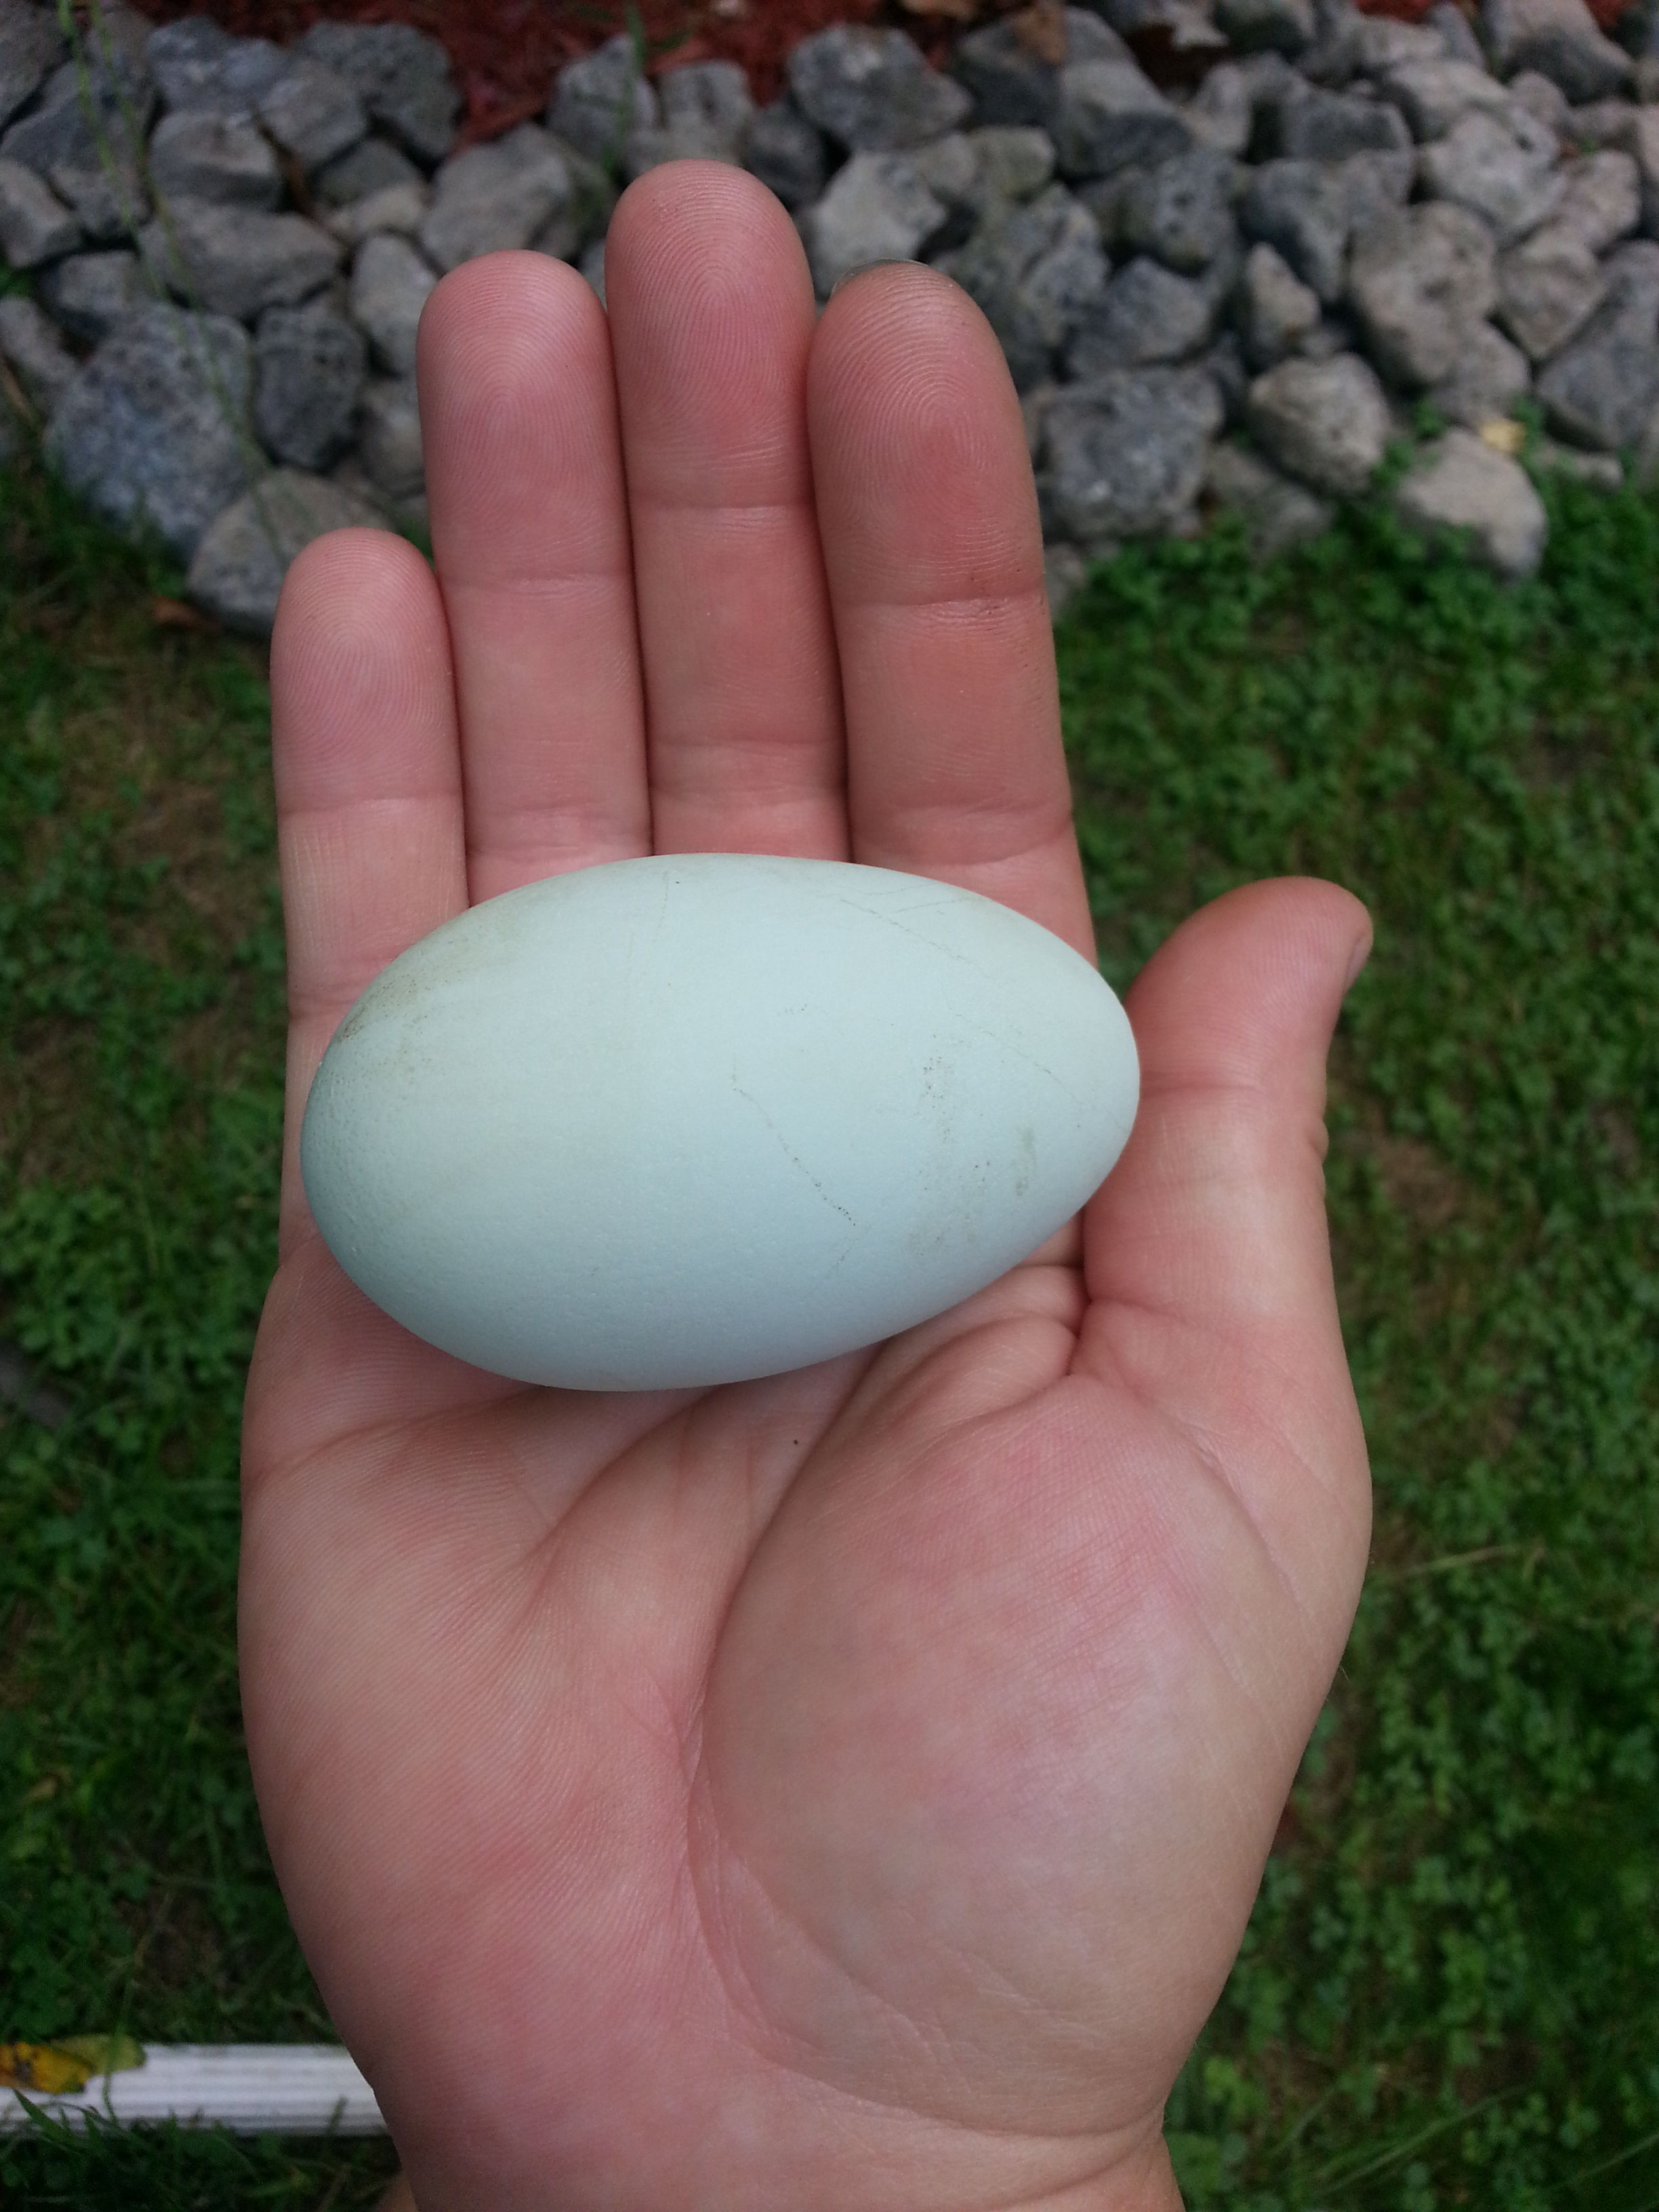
[1343,933,1373,991]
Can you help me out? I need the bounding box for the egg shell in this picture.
[299,854,1139,1391]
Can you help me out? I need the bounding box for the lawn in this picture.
[1,435,1656,2210]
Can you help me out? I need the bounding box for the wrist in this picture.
[1013,2137,1184,2212]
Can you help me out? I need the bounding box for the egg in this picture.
[299,854,1139,1391]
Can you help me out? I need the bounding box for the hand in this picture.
[241,160,1372,2212]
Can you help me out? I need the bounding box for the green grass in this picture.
[1,438,1656,2209]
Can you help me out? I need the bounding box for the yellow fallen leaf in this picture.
[1479,418,1525,455]
[50,2034,145,2077]
[0,2035,144,2093]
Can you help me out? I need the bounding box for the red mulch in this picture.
[112,0,1631,149]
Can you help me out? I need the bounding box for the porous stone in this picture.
[146,18,285,116]
[0,0,65,132]
[1496,222,1607,356]
[140,199,342,323]
[533,134,617,264]
[1214,0,1317,57]
[786,24,972,153]
[35,246,149,342]
[1043,541,1090,622]
[1263,83,1413,160]
[1052,58,1191,178]
[741,98,830,210]
[356,374,424,499]
[1549,148,1639,253]
[1343,146,1416,240]
[1531,432,1622,483]
[1635,109,1659,242]
[293,22,460,166]
[0,152,79,264]
[349,230,437,376]
[1479,0,1631,103]
[623,58,753,173]
[1349,201,1499,386]
[1418,105,1568,243]
[1355,14,1450,72]
[1118,144,1235,270]
[1246,349,1391,490]
[1206,436,1334,554]
[0,291,78,415]
[947,7,1130,130]
[933,180,1109,390]
[897,129,979,239]
[1505,68,1572,135]
[1240,157,1351,299]
[794,148,949,297]
[1067,252,1218,370]
[1184,59,1254,156]
[186,466,393,634]
[44,303,258,558]
[256,58,369,173]
[1536,237,1659,446]
[1042,364,1226,537]
[547,34,658,167]
[1393,425,1548,575]
[147,110,283,209]
[323,180,431,249]
[965,125,1059,211]
[1427,3,1488,67]
[1425,316,1532,423]
[419,124,571,272]
[1237,238,1322,363]
[0,52,150,198]
[1298,0,1366,89]
[312,135,424,208]
[1376,58,1514,141]
[253,298,367,470]
[1567,99,1639,152]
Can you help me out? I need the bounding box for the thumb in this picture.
[1078,877,1373,1623]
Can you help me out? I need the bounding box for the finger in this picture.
[270,531,468,1254]
[807,262,1093,959]
[417,252,652,904]
[1078,878,1374,1607]
[604,161,848,859]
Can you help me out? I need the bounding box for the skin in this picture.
[241,160,1374,2212]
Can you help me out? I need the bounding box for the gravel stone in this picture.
[623,58,752,172]
[1496,222,1607,355]
[1355,15,1450,72]
[1246,348,1391,489]
[1536,236,1659,445]
[547,34,658,167]
[35,246,150,342]
[1118,145,1235,270]
[1427,3,1488,67]
[933,180,1109,389]
[356,374,424,499]
[1566,98,1639,151]
[419,125,572,272]
[741,98,830,210]
[256,58,369,173]
[1042,364,1226,537]
[1215,0,1317,58]
[1184,60,1254,156]
[1067,252,1218,370]
[146,18,285,116]
[293,22,459,166]
[45,303,258,558]
[0,0,66,132]
[794,148,950,296]
[253,298,367,470]
[1053,59,1192,178]
[1418,105,1568,243]
[1349,201,1499,386]
[786,25,972,153]
[946,7,1130,131]
[148,110,283,209]
[140,199,342,322]
[1237,238,1323,362]
[0,152,79,264]
[1393,425,1547,574]
[579,235,606,308]
[1240,157,1351,298]
[349,230,437,376]
[1377,59,1515,141]
[1550,148,1639,253]
[1206,436,1334,553]
[323,180,431,249]
[531,134,617,263]
[186,466,392,634]
[313,136,424,208]
[1298,0,1366,89]
[1505,68,1572,134]
[1264,83,1413,160]
[0,291,78,415]
[966,125,1059,210]
[1479,0,1631,103]
[1425,315,1532,422]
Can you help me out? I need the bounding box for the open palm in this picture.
[240,161,1372,2212]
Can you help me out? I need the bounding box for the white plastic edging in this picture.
[0,2045,386,2135]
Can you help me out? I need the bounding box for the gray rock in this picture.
[186,466,393,634]
[323,180,431,249]
[1,49,150,189]
[1566,98,1639,151]
[0,152,78,264]
[312,135,424,209]
[1427,2,1489,67]
[786,24,972,154]
[965,125,1059,210]
[1042,364,1225,536]
[933,180,1109,389]
[1505,67,1572,134]
[146,18,285,116]
[1349,200,1499,386]
[1246,348,1391,490]
[1264,83,1413,159]
[1393,426,1548,575]
[1355,14,1451,72]
[1425,315,1532,422]
[356,374,424,499]
[1343,145,1416,239]
[547,34,658,169]
[140,199,342,323]
[1550,148,1639,252]
[1240,157,1351,298]
[1418,105,1568,243]
[1496,222,1607,355]
[1206,436,1334,554]
[0,0,65,133]
[1054,59,1191,178]
[1043,541,1090,622]
[349,230,436,376]
[1236,238,1322,362]
[256,58,369,173]
[623,58,752,171]
[1479,0,1631,102]
[1202,325,1250,417]
[1633,401,1659,489]
[1184,60,1254,157]
[1118,144,1235,269]
[419,124,572,273]
[294,22,459,166]
[35,245,149,341]
[253,298,366,470]
[741,98,830,211]
[45,142,148,245]
[1531,432,1622,483]
[1635,108,1659,241]
[1377,58,1515,140]
[1298,0,1366,89]
[1067,251,1218,370]
[147,110,283,209]
[579,234,606,308]
[0,291,77,415]
[532,133,617,263]
[946,8,1130,132]
[795,148,949,298]
[1215,0,1317,56]
[45,303,258,557]
[1536,236,1659,445]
